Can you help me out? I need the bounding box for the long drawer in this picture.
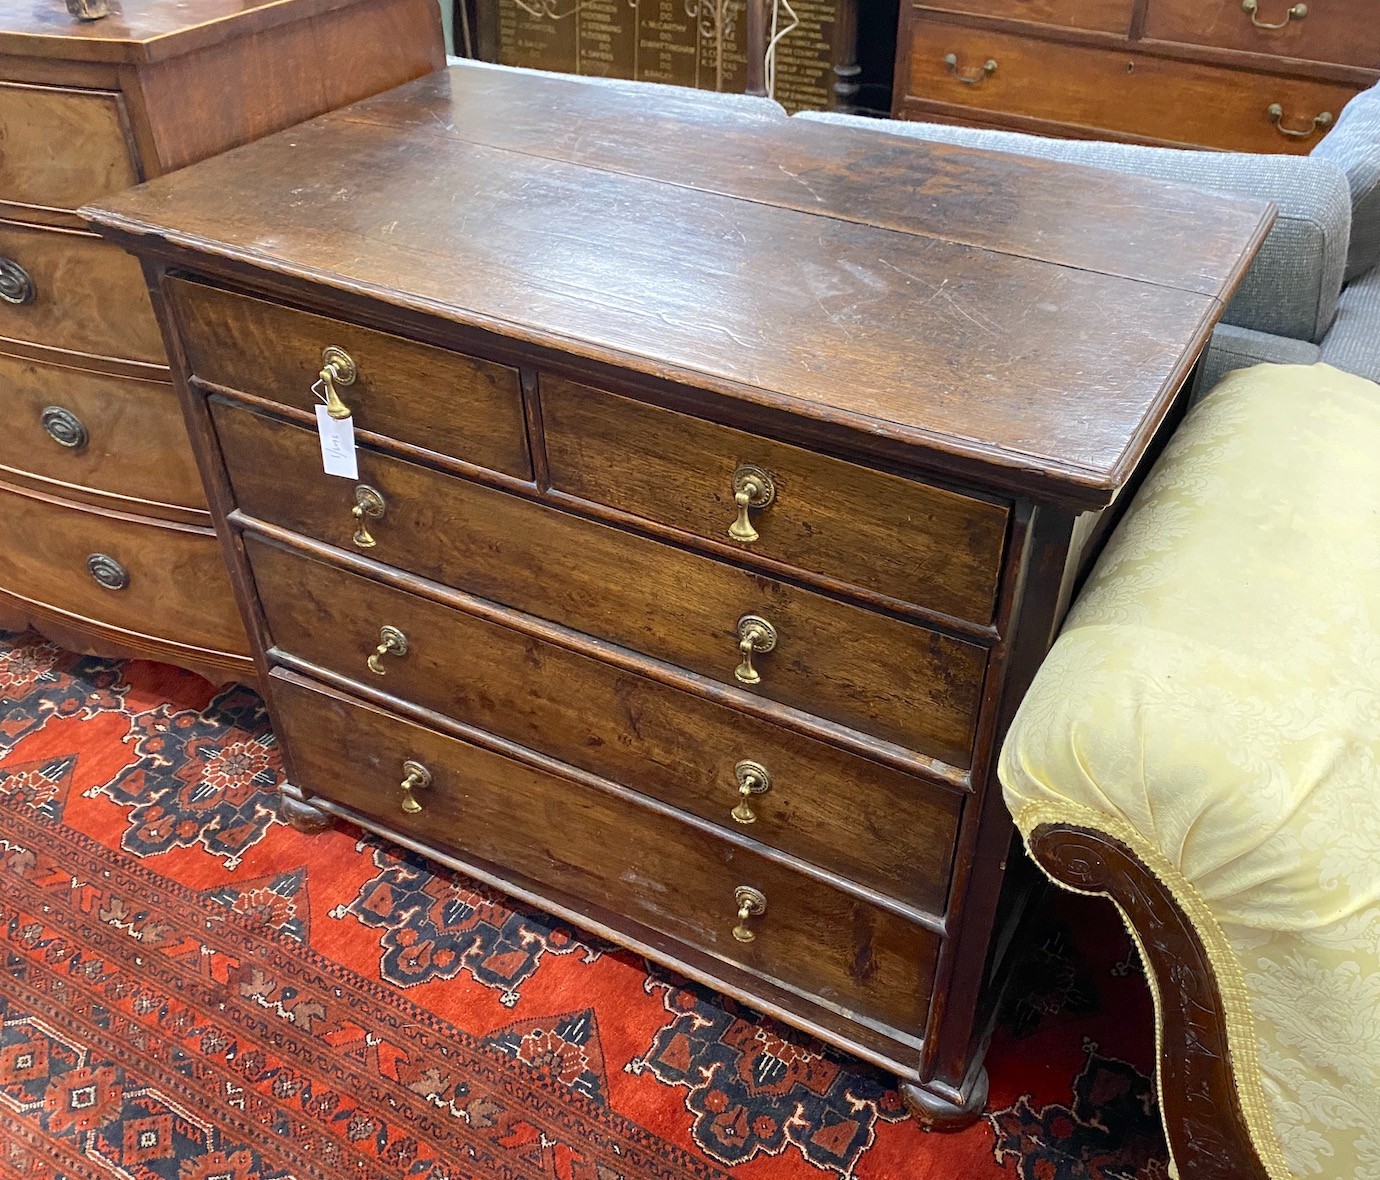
[269,668,940,1034]
[1145,0,1380,72]
[0,352,206,512]
[0,481,247,656]
[247,534,963,910]
[215,399,987,765]
[913,0,1133,32]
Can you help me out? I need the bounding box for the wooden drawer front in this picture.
[0,483,246,656]
[0,223,163,363]
[0,354,205,511]
[247,536,963,911]
[166,279,531,479]
[542,378,1007,624]
[913,0,1133,32]
[215,401,986,766]
[1146,0,1380,71]
[270,669,939,1034]
[0,83,139,216]
[904,18,1364,152]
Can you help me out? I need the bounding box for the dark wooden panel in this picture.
[167,277,531,479]
[248,534,964,909]
[270,667,940,1033]
[542,376,1008,624]
[215,399,986,765]
[1146,0,1380,73]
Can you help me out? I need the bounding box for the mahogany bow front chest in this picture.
[85,64,1270,1120]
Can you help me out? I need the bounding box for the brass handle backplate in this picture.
[1242,0,1306,27]
[1267,102,1333,138]
[367,625,409,675]
[727,464,775,544]
[0,258,35,306]
[731,760,771,824]
[943,52,997,85]
[86,553,128,591]
[318,345,357,420]
[41,406,87,450]
[351,484,386,548]
[734,615,776,685]
[399,759,431,814]
[732,885,766,942]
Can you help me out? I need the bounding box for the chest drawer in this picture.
[542,378,1008,624]
[166,279,531,480]
[0,353,205,512]
[247,535,963,911]
[913,0,1133,32]
[214,400,987,766]
[270,669,939,1035]
[0,222,163,363]
[1145,0,1380,71]
[0,82,139,217]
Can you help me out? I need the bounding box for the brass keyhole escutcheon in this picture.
[732,886,766,943]
[727,464,775,544]
[731,760,771,824]
[351,484,386,548]
[399,759,431,814]
[319,345,357,420]
[734,615,776,685]
[367,625,409,675]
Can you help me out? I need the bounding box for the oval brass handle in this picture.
[943,53,997,85]
[1267,102,1333,138]
[41,406,88,450]
[0,257,35,306]
[734,614,776,685]
[727,464,775,544]
[730,760,771,824]
[367,625,408,675]
[351,484,386,548]
[86,553,128,591]
[1242,0,1306,27]
[732,886,766,943]
[317,345,357,420]
[399,759,431,814]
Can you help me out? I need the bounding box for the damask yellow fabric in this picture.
[999,363,1380,1180]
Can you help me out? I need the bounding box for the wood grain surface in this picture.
[1144,0,1380,72]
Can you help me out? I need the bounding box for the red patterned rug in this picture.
[0,631,1169,1180]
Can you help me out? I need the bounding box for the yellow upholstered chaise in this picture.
[999,364,1380,1180]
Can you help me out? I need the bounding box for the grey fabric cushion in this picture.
[1319,265,1380,383]
[797,110,1351,344]
[1193,323,1322,401]
[1313,82,1380,282]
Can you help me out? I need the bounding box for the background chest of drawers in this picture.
[86,64,1270,1121]
[0,0,443,682]
[893,0,1379,151]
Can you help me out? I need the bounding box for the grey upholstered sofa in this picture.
[797,83,1380,395]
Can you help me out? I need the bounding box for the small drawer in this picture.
[0,353,205,512]
[1145,0,1380,72]
[0,222,163,362]
[269,669,940,1035]
[542,378,1008,624]
[914,0,1133,33]
[0,82,139,216]
[214,400,986,766]
[247,535,963,911]
[903,16,1364,152]
[165,278,532,480]
[0,481,247,657]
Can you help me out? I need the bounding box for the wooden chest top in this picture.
[86,64,1273,507]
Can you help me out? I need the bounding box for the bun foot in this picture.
[900,1067,990,1131]
[277,787,332,834]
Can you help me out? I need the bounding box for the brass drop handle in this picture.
[351,484,386,548]
[399,759,431,814]
[943,53,997,85]
[1267,102,1333,138]
[734,615,776,685]
[732,886,766,943]
[1242,0,1307,27]
[727,464,775,544]
[0,257,35,306]
[367,625,408,675]
[317,345,357,420]
[731,760,771,824]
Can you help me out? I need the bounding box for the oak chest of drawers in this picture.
[85,63,1271,1119]
[0,0,443,682]
[894,0,1379,152]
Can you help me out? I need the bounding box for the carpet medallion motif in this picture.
[0,631,1170,1179]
